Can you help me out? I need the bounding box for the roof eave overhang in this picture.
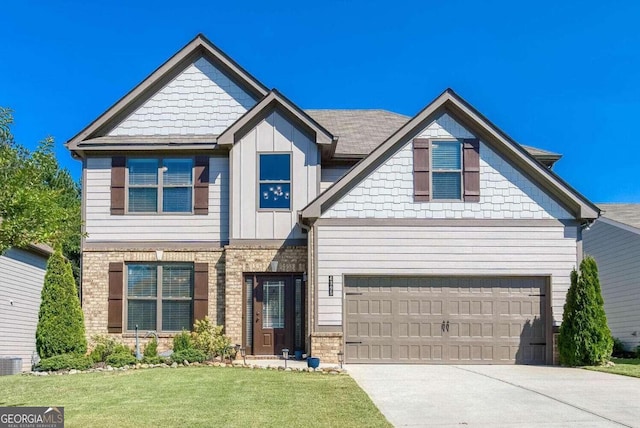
[217,90,335,157]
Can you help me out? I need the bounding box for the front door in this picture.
[249,274,304,355]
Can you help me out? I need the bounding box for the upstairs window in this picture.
[128,158,193,213]
[259,153,291,210]
[431,141,462,200]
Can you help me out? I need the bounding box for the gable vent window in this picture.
[127,158,193,213]
[432,141,462,200]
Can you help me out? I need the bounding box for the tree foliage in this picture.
[558,256,613,366]
[0,107,81,284]
[35,249,87,358]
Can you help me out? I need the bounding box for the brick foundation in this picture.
[310,332,343,364]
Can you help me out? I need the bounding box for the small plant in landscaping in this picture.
[105,351,136,367]
[35,250,87,358]
[142,356,166,365]
[559,256,613,366]
[612,337,626,357]
[143,337,158,358]
[89,335,119,363]
[171,349,206,364]
[173,330,192,352]
[191,317,232,359]
[37,353,93,371]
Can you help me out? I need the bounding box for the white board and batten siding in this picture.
[230,110,320,240]
[108,56,256,136]
[0,248,48,371]
[584,220,640,350]
[316,113,578,326]
[85,157,229,242]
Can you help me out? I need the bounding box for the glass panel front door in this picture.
[263,281,285,329]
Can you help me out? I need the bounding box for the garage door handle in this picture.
[446,321,449,332]
[345,341,362,344]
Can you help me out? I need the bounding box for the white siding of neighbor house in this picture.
[316,224,578,326]
[84,156,229,242]
[584,220,640,350]
[320,165,352,193]
[231,110,320,240]
[0,248,48,371]
[108,56,256,136]
[322,113,571,220]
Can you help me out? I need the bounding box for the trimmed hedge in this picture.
[171,349,206,363]
[105,351,137,367]
[35,250,87,358]
[37,353,93,371]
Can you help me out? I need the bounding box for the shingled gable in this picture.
[300,88,600,220]
[217,90,336,159]
[66,34,269,155]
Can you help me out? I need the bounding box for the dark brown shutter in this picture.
[193,263,208,321]
[463,138,480,202]
[194,156,209,215]
[108,262,124,333]
[413,138,430,202]
[111,156,126,215]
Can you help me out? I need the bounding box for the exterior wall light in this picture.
[270,260,278,272]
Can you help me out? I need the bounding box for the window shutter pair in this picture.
[109,155,210,215]
[107,262,209,333]
[412,138,480,202]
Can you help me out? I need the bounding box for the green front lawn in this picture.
[585,358,640,378]
[0,367,390,427]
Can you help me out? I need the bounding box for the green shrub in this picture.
[612,337,626,357]
[143,337,158,358]
[191,317,232,359]
[171,349,206,363]
[559,256,613,366]
[37,353,93,371]
[88,335,119,363]
[142,356,166,365]
[105,351,136,367]
[173,330,192,352]
[35,250,87,358]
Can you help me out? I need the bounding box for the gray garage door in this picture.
[345,276,549,364]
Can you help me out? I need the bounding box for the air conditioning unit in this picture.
[0,357,22,375]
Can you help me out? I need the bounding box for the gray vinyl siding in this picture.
[84,156,229,242]
[0,248,48,371]
[320,166,352,192]
[583,220,640,350]
[230,110,320,240]
[315,224,578,326]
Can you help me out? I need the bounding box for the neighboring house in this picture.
[584,204,640,351]
[66,34,598,365]
[0,245,52,371]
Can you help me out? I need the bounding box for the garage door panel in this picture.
[344,276,548,364]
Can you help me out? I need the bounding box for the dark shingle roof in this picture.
[597,204,640,229]
[305,109,409,157]
[305,109,562,164]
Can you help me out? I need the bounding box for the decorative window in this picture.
[431,141,462,200]
[262,280,285,328]
[258,153,291,209]
[127,158,193,213]
[126,264,193,332]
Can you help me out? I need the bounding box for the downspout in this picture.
[298,212,314,356]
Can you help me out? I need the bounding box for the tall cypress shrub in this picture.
[558,256,613,366]
[35,249,87,358]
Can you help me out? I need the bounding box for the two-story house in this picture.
[67,34,598,364]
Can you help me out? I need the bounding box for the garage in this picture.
[344,276,551,364]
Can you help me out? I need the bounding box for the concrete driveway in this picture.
[347,365,639,427]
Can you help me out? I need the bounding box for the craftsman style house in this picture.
[67,34,598,364]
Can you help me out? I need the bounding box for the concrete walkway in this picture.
[347,365,639,427]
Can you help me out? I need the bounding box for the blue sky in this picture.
[1,0,638,202]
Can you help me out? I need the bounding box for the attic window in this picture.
[432,141,462,200]
[258,153,291,210]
